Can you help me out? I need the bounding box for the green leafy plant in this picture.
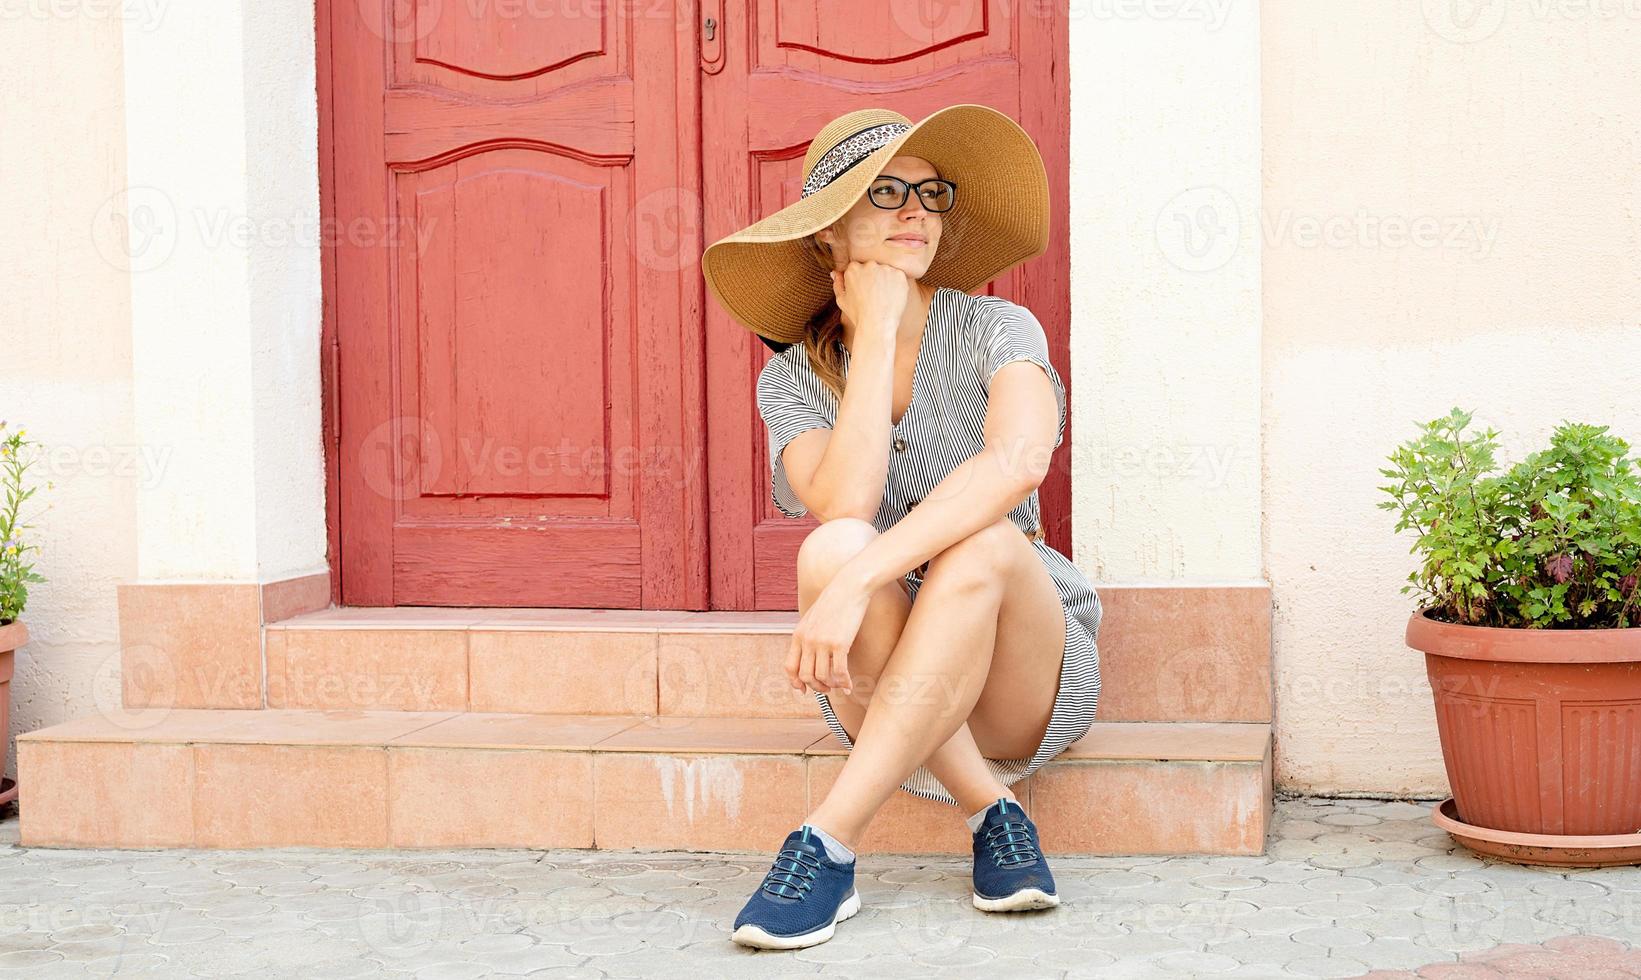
[1379,408,1641,629]
[0,421,48,626]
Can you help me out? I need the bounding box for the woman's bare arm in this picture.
[778,262,915,523]
[778,328,897,523]
[827,359,1061,592]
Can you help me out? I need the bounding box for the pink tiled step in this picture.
[18,711,1271,856]
[259,587,1271,723]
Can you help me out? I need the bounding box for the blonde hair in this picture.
[798,201,964,403]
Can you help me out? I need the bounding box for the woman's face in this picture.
[816,155,945,279]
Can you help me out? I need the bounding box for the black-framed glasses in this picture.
[867,176,957,212]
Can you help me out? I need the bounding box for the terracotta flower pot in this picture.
[1406,609,1641,840]
[0,619,23,807]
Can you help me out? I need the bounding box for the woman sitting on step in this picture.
[701,103,1103,951]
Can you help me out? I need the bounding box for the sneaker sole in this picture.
[730,888,862,950]
[972,887,1060,912]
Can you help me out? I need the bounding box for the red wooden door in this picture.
[325,1,706,607]
[701,0,1072,609]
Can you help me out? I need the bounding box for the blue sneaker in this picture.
[731,826,862,949]
[971,797,1060,911]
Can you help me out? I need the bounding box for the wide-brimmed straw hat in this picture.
[702,104,1049,352]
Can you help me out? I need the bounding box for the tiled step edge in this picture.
[261,588,1273,725]
[19,711,1271,857]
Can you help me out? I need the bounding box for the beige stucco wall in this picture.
[0,3,326,780]
[1068,0,1640,795]
[1069,0,1263,585]
[0,5,137,780]
[124,2,326,582]
[1260,1,1641,794]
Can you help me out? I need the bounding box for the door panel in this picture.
[329,0,703,607]
[703,0,1071,610]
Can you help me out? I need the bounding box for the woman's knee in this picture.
[922,518,1022,591]
[796,517,878,586]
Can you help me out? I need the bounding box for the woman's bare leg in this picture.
[795,517,1067,848]
[792,521,1012,839]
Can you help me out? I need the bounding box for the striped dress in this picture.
[755,285,1103,808]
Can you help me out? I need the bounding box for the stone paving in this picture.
[0,794,1638,978]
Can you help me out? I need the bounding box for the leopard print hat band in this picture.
[800,122,914,198]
